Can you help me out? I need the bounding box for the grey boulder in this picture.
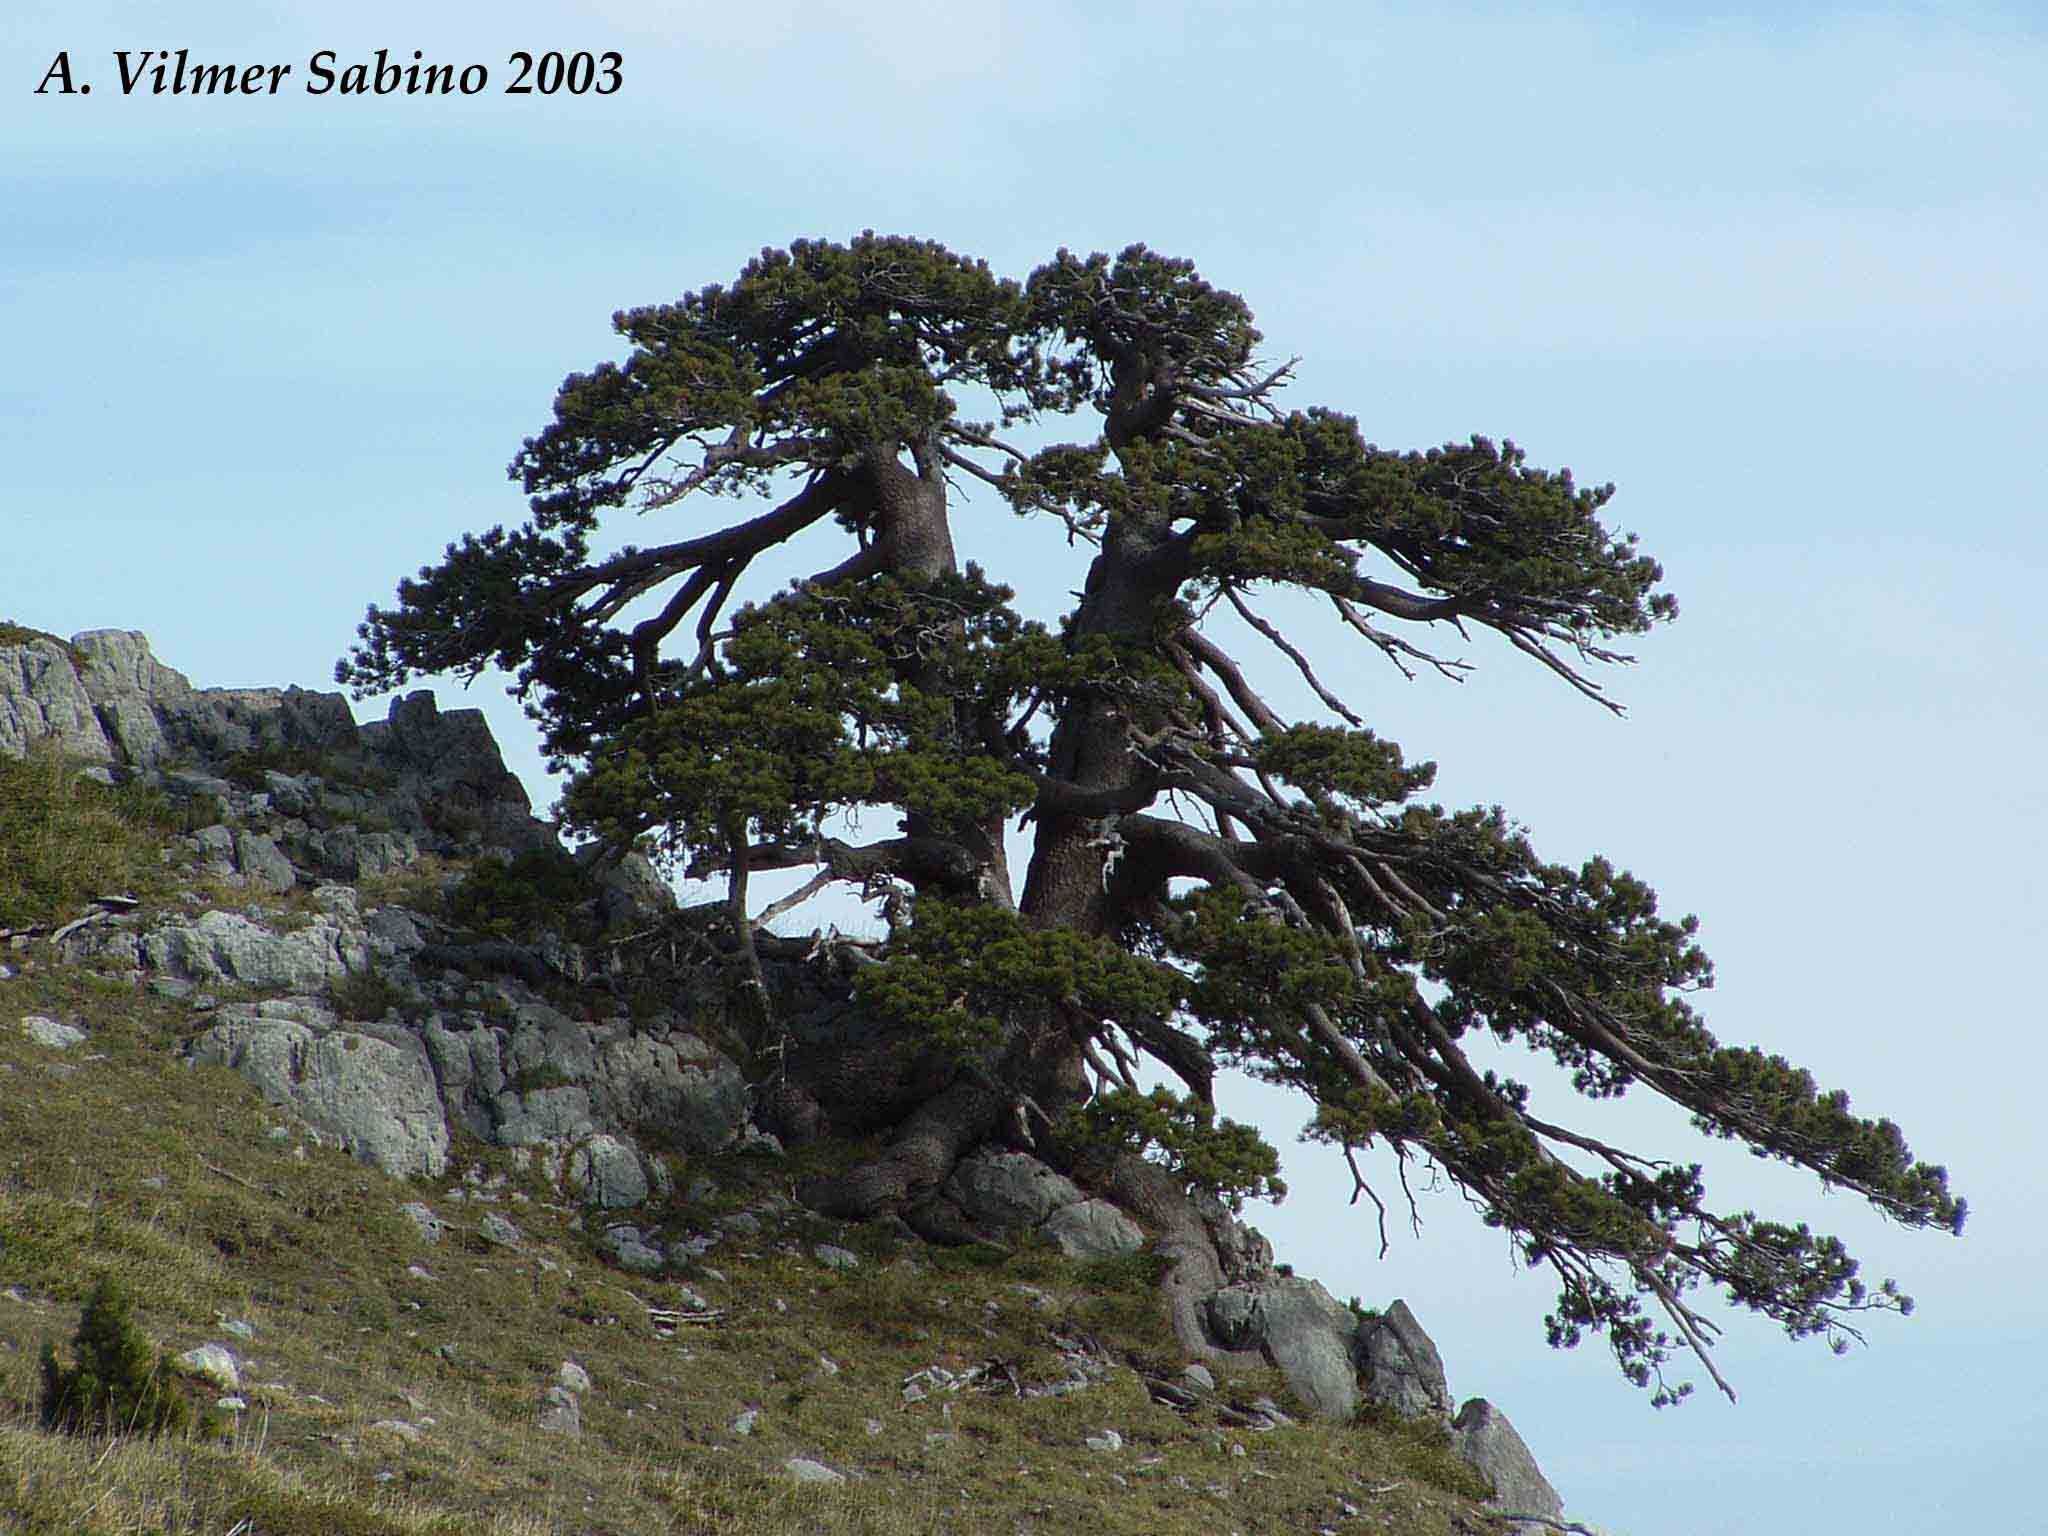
[21,1015,87,1050]
[1041,1198,1145,1259]
[176,1343,239,1391]
[143,909,367,991]
[1358,1298,1454,1422]
[1452,1398,1564,1532]
[536,1384,581,1436]
[1205,1276,1367,1420]
[943,1149,1086,1230]
[568,1134,650,1209]
[0,632,114,763]
[233,830,298,894]
[783,1457,844,1485]
[589,1032,750,1154]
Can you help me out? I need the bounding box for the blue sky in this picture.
[6,5,2044,1531]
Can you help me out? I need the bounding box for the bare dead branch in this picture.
[1178,628,1286,736]
[1343,1142,1393,1260]
[753,869,835,928]
[1332,596,1474,683]
[1224,586,1364,726]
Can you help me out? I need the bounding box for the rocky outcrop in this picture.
[0,631,112,762]
[187,999,450,1179]
[143,910,369,991]
[4,627,748,1198]
[943,1149,1087,1229]
[0,627,551,869]
[1040,1198,1145,1259]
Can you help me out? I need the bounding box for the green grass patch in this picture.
[0,744,178,927]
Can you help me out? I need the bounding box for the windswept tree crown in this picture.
[342,233,1962,1404]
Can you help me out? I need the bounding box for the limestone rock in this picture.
[361,906,428,959]
[602,1226,665,1272]
[783,1457,844,1485]
[299,826,419,881]
[1358,1298,1454,1422]
[71,629,194,767]
[569,1135,649,1208]
[70,630,194,706]
[157,684,356,773]
[399,1202,447,1243]
[0,633,112,763]
[20,1015,86,1049]
[177,1343,239,1391]
[589,1032,750,1154]
[536,1384,581,1436]
[576,844,678,933]
[186,1008,448,1178]
[233,830,297,893]
[357,690,553,855]
[478,1212,524,1247]
[1195,1190,1275,1283]
[1204,1276,1365,1420]
[490,1083,597,1147]
[143,909,366,991]
[1452,1398,1564,1532]
[942,1149,1085,1230]
[1041,1198,1145,1259]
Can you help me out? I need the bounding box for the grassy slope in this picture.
[0,755,1504,1536]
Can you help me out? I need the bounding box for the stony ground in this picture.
[0,959,1508,1536]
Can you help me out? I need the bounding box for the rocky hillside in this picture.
[0,623,1578,1536]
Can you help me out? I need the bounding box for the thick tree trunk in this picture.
[791,444,1024,1216]
[801,420,1196,1219]
[797,1075,1008,1217]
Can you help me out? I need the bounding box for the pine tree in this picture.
[39,1275,194,1437]
[343,235,1963,1403]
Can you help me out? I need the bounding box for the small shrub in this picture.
[445,846,597,940]
[38,1275,196,1439]
[329,967,422,1024]
[1351,1400,1497,1500]
[426,799,486,840]
[511,1063,574,1094]
[220,745,298,791]
[1072,1247,1173,1295]
[927,1241,1014,1273]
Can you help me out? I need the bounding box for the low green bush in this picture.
[445,846,597,940]
[328,967,427,1024]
